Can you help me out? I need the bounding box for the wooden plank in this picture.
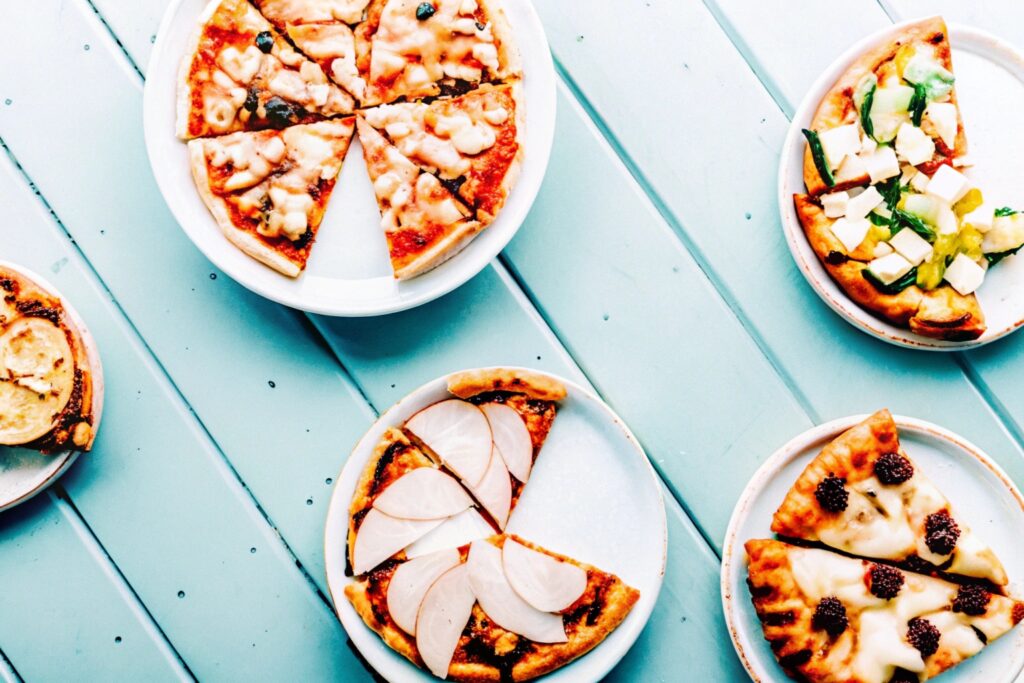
[882,2,1024,47]
[0,494,185,682]
[0,108,366,683]
[527,0,1024,498]
[705,0,890,114]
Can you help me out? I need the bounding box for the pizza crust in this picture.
[447,368,567,402]
[188,141,305,277]
[803,16,965,195]
[794,194,985,340]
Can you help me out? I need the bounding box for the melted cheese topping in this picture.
[368,0,500,101]
[363,100,507,179]
[815,469,1004,584]
[789,547,994,683]
[286,23,366,100]
[256,0,370,25]
[371,146,466,232]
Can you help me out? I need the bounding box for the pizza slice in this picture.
[405,368,565,531]
[360,82,522,225]
[176,0,355,140]
[355,0,520,106]
[746,539,1024,683]
[801,17,964,196]
[0,266,98,453]
[189,118,355,277]
[771,409,1008,588]
[357,116,481,279]
[250,0,369,102]
[344,534,639,681]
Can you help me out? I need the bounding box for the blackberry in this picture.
[263,97,294,128]
[415,2,436,20]
[924,510,960,556]
[952,585,990,616]
[814,474,849,513]
[869,564,905,600]
[875,451,914,485]
[906,617,941,657]
[255,30,274,53]
[243,88,259,114]
[811,596,848,637]
[889,668,919,683]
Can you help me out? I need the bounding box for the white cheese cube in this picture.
[895,123,936,166]
[962,204,995,233]
[943,253,986,295]
[909,171,931,193]
[845,186,884,220]
[868,253,914,285]
[926,165,971,204]
[936,206,959,235]
[863,147,900,184]
[835,154,868,183]
[873,241,895,258]
[889,228,933,266]
[860,135,878,155]
[820,124,862,170]
[830,217,871,252]
[982,214,1024,254]
[953,154,974,168]
[873,206,893,220]
[923,102,957,149]
[821,191,850,219]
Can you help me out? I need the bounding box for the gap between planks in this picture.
[699,0,1024,470]
[0,646,22,683]
[77,0,732,561]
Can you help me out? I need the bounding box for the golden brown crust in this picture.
[794,194,985,340]
[347,428,437,571]
[447,368,567,402]
[344,534,640,681]
[803,17,965,195]
[0,267,96,453]
[771,409,899,541]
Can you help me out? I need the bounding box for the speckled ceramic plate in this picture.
[324,368,666,682]
[780,20,1024,349]
[0,261,104,513]
[721,414,1024,682]
[145,0,556,317]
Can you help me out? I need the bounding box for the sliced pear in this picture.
[406,400,493,487]
[416,563,476,679]
[387,548,462,635]
[405,508,494,559]
[466,540,567,643]
[0,317,76,446]
[480,403,533,483]
[373,467,475,520]
[351,509,443,575]
[465,445,512,529]
[502,539,588,613]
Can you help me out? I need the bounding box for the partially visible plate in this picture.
[144,0,556,317]
[324,368,666,682]
[0,261,104,513]
[721,414,1024,682]
[780,20,1024,349]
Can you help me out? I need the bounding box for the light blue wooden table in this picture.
[2,1,1023,680]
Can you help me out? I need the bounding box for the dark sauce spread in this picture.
[15,299,62,325]
[457,609,535,683]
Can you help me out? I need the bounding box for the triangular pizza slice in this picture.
[345,534,639,681]
[250,0,369,102]
[355,0,520,106]
[746,539,1024,683]
[177,0,355,140]
[771,409,1008,588]
[357,116,481,279]
[189,118,355,277]
[801,16,964,196]
[347,369,565,576]
[361,83,522,226]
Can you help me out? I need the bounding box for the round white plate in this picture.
[324,368,666,682]
[144,0,556,316]
[780,20,1024,350]
[0,261,104,513]
[722,414,1024,682]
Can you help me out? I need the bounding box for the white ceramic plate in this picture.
[780,20,1024,350]
[324,368,666,682]
[722,414,1024,682]
[144,0,556,316]
[0,262,104,513]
